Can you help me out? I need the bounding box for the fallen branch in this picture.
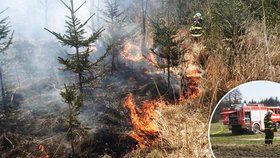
[4,136,14,148]
[10,87,19,106]
[53,128,71,158]
[152,79,162,98]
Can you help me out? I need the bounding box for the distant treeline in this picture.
[247,97,280,106]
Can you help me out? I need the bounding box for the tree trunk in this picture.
[71,142,76,157]
[111,52,117,71]
[44,0,48,28]
[0,67,7,111]
[70,0,83,94]
[68,103,76,157]
[141,0,148,52]
[167,58,170,89]
[75,46,83,94]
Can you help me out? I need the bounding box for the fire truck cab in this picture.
[222,104,280,134]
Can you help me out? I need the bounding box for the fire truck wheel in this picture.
[252,123,260,134]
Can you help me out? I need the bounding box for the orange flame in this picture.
[180,64,202,100]
[120,40,144,62]
[36,144,49,158]
[144,52,157,66]
[123,93,166,148]
[148,53,156,64]
[38,144,45,152]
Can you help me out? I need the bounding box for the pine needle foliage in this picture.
[45,0,108,94]
[206,0,248,72]
[103,0,123,24]
[0,9,13,53]
[150,19,184,89]
[44,1,108,156]
[0,8,13,111]
[60,84,85,156]
[102,0,128,71]
[245,0,280,33]
[0,8,13,53]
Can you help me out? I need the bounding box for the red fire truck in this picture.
[222,104,280,134]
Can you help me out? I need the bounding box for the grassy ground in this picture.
[124,104,212,158]
[210,122,280,158]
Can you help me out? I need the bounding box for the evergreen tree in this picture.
[176,0,189,26]
[208,0,248,69]
[140,0,148,52]
[248,99,257,104]
[45,0,108,95]
[175,0,202,26]
[60,84,85,156]
[150,19,184,89]
[260,97,280,106]
[102,0,128,71]
[45,1,110,155]
[0,8,13,111]
[245,0,280,33]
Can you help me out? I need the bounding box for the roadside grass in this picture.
[210,121,280,157]
[210,121,280,145]
[211,144,280,158]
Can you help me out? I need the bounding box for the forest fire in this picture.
[180,64,202,100]
[120,40,144,62]
[143,52,158,66]
[181,76,201,100]
[22,144,49,158]
[123,93,167,148]
[35,144,50,158]
[123,71,201,148]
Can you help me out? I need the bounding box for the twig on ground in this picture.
[4,136,14,148]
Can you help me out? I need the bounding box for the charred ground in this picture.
[0,39,184,157]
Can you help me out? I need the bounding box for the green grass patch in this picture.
[210,121,280,145]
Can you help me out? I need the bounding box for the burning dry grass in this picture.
[0,132,68,157]
[124,103,211,158]
[120,39,144,62]
[121,28,211,157]
[123,93,168,148]
[122,23,280,158]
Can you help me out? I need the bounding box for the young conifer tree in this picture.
[45,1,109,156]
[0,9,13,111]
[60,84,84,156]
[150,19,184,89]
[45,0,107,95]
[103,0,127,71]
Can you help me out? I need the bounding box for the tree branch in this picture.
[75,1,87,13]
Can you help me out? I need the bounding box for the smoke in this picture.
[0,0,109,102]
[0,0,184,119]
[0,1,130,141]
[0,1,191,156]
[1,0,107,40]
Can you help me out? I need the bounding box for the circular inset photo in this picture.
[209,81,280,158]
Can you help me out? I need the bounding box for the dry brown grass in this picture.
[122,23,280,158]
[155,104,211,158]
[124,103,211,158]
[231,23,280,82]
[199,23,280,109]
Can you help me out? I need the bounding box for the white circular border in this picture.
[207,80,280,158]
